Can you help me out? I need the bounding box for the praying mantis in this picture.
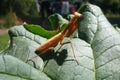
[30,12,82,64]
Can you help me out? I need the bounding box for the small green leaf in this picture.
[24,23,68,39]
[24,24,59,38]
[48,13,68,29]
[77,4,88,13]
[23,13,69,39]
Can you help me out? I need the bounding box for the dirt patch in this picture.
[0,29,8,35]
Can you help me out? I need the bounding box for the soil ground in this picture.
[0,29,8,35]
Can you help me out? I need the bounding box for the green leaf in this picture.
[77,4,88,13]
[1,3,120,80]
[24,24,59,39]
[0,25,51,79]
[1,25,45,70]
[78,3,120,80]
[0,55,51,80]
[48,13,68,29]
[24,13,68,39]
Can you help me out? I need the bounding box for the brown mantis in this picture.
[30,12,82,64]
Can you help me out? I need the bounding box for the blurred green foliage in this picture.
[0,34,9,51]
[0,0,119,28]
[0,0,39,17]
[0,11,15,28]
[91,0,120,14]
[0,0,39,28]
[0,0,119,17]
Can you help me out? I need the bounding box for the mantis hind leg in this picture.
[59,40,79,65]
[27,47,54,61]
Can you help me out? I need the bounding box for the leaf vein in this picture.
[95,44,120,59]
[96,57,120,69]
